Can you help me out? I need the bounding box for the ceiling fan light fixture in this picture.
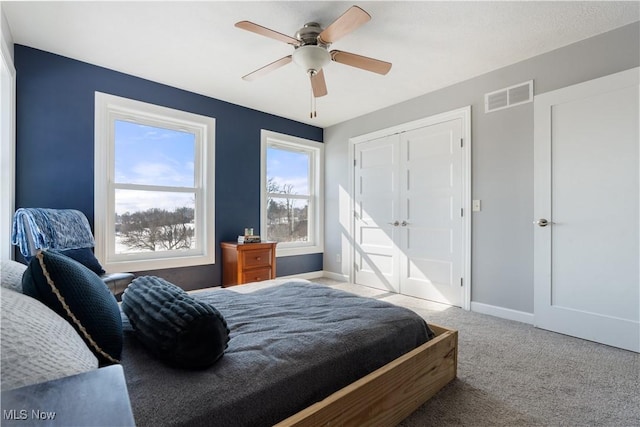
[292,45,331,74]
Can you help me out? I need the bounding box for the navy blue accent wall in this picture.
[14,45,323,290]
[277,253,324,277]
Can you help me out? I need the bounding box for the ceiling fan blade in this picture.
[318,6,371,44]
[310,69,328,97]
[330,50,392,75]
[235,21,300,46]
[242,56,292,81]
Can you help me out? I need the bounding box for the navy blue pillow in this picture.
[121,276,229,369]
[57,248,105,276]
[22,250,122,365]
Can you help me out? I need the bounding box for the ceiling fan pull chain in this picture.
[310,86,318,118]
[313,91,317,118]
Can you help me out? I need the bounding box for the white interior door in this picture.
[353,116,466,307]
[400,120,464,306]
[354,134,401,293]
[534,68,639,352]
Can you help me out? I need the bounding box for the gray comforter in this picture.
[121,282,433,426]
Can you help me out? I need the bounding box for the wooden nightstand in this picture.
[221,241,277,287]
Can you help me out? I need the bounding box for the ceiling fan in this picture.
[235,5,392,117]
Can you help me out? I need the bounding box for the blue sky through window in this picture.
[267,146,309,195]
[114,120,196,215]
[115,120,195,187]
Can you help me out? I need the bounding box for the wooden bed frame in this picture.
[276,324,458,426]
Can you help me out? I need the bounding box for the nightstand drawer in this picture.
[243,267,273,283]
[241,248,273,268]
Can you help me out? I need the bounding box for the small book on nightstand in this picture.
[237,235,261,243]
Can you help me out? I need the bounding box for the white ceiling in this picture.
[3,1,639,127]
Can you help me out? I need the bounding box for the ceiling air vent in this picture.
[485,80,533,113]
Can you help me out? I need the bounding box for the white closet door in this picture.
[534,68,639,352]
[354,134,401,292]
[353,118,465,307]
[399,119,464,307]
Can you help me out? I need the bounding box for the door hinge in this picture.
[354,159,356,167]
[460,278,463,287]
[461,208,464,217]
[460,138,464,148]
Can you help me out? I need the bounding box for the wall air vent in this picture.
[484,80,534,113]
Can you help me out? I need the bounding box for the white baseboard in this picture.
[277,270,351,282]
[276,271,324,281]
[278,270,350,282]
[321,271,349,282]
[471,302,534,324]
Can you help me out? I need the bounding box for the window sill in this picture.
[101,253,214,273]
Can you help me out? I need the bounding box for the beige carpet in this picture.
[312,278,640,427]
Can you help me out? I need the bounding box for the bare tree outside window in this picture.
[117,207,195,252]
[266,178,309,243]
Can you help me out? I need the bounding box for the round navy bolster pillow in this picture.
[121,276,229,369]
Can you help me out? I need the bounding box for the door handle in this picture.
[387,221,399,226]
[534,218,550,227]
[401,221,410,226]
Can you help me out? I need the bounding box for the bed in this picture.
[121,280,458,426]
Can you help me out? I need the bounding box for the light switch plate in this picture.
[472,200,481,212]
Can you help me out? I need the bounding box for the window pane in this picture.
[115,120,195,187]
[266,197,309,243]
[266,146,309,195]
[115,189,196,254]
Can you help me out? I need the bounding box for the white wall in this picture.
[324,22,640,314]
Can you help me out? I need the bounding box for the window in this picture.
[95,93,215,272]
[0,38,15,260]
[261,130,323,257]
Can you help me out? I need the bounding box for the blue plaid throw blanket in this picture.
[11,208,95,258]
